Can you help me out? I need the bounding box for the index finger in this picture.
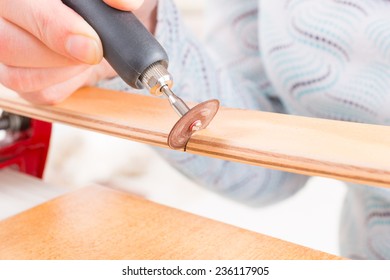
[0,0,103,64]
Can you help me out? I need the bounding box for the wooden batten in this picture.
[1,86,390,188]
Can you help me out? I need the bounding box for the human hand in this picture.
[0,0,158,104]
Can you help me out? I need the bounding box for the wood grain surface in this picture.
[0,186,341,260]
[0,169,69,220]
[0,87,390,187]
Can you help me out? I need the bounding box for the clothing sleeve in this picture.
[98,0,309,207]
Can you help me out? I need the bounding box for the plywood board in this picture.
[0,169,69,220]
[0,186,341,260]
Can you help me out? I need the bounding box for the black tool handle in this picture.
[62,0,168,89]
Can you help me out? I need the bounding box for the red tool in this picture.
[0,111,51,179]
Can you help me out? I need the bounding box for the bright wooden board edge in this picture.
[1,86,390,188]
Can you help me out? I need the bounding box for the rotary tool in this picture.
[62,0,219,149]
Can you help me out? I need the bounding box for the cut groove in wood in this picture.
[0,186,342,260]
[0,86,390,188]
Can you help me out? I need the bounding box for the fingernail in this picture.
[115,0,144,10]
[66,35,102,64]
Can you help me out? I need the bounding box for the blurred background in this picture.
[0,0,347,257]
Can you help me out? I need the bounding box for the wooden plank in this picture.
[0,169,69,221]
[0,86,177,148]
[1,86,390,187]
[189,110,390,188]
[0,186,341,260]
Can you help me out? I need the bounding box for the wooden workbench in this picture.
[0,186,341,260]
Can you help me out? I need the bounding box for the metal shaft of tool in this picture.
[140,62,204,132]
[161,86,190,117]
[164,86,204,132]
[161,86,203,132]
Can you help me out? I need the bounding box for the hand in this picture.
[0,0,158,104]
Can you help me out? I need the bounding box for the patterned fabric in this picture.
[260,0,390,259]
[261,0,390,123]
[98,0,390,259]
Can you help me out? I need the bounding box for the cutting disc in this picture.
[168,99,220,150]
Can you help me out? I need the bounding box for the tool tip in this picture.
[168,99,220,150]
[190,120,203,132]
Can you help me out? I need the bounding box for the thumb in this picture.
[103,0,144,11]
[0,0,103,65]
